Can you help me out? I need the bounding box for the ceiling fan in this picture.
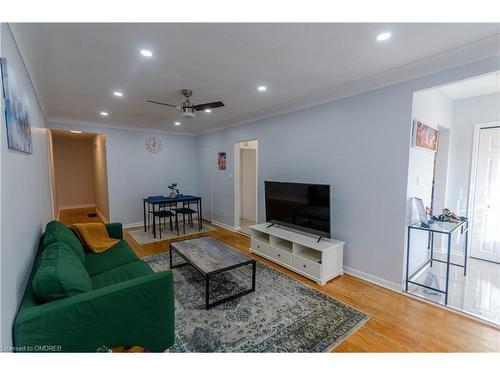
[146,89,224,119]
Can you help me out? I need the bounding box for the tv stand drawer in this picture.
[251,238,269,255]
[269,246,292,266]
[293,255,321,278]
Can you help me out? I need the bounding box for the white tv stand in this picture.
[249,223,344,286]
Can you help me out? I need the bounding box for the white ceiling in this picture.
[439,72,500,100]
[10,23,500,135]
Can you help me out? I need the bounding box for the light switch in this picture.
[416,176,422,186]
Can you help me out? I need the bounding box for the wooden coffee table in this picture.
[169,236,256,309]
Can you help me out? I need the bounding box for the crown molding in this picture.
[46,117,197,137]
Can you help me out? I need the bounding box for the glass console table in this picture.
[405,219,469,305]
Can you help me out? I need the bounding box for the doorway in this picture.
[469,124,500,264]
[234,140,258,235]
[406,74,500,326]
[48,129,110,223]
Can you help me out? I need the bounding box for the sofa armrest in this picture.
[105,222,123,239]
[14,271,174,352]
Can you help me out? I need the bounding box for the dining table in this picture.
[143,194,202,238]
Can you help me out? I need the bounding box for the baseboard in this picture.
[95,209,109,224]
[211,220,240,232]
[123,222,144,229]
[59,204,97,210]
[343,266,403,293]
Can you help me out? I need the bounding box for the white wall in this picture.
[0,24,52,350]
[406,89,453,273]
[47,122,198,226]
[447,92,500,216]
[196,56,500,290]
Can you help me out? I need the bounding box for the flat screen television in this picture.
[265,181,331,238]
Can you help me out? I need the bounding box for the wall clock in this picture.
[145,137,163,153]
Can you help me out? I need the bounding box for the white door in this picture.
[197,145,213,221]
[471,126,500,263]
[240,149,257,222]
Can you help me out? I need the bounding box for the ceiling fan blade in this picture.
[146,100,181,109]
[192,101,225,111]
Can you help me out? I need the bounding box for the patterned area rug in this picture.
[128,222,215,244]
[143,251,368,352]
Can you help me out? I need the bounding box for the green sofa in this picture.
[13,221,175,352]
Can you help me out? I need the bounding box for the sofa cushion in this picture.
[43,220,85,263]
[32,242,93,302]
[91,261,153,289]
[84,240,139,276]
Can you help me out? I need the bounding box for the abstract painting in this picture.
[1,58,33,154]
[218,152,227,170]
[413,120,438,152]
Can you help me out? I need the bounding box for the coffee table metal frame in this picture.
[169,240,256,310]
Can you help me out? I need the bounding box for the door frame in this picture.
[233,139,258,230]
[467,121,500,263]
[47,129,58,219]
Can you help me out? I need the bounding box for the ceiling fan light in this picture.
[181,107,195,119]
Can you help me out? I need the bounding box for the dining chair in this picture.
[174,200,200,234]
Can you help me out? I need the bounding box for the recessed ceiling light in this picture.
[70,130,82,134]
[204,109,212,113]
[376,32,391,41]
[140,49,153,57]
[257,86,267,92]
[174,121,181,126]
[113,91,124,97]
[100,111,109,117]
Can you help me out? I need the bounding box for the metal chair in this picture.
[174,200,199,234]
[147,196,165,231]
[153,209,178,238]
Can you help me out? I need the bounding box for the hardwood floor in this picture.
[60,207,500,352]
[59,207,104,225]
